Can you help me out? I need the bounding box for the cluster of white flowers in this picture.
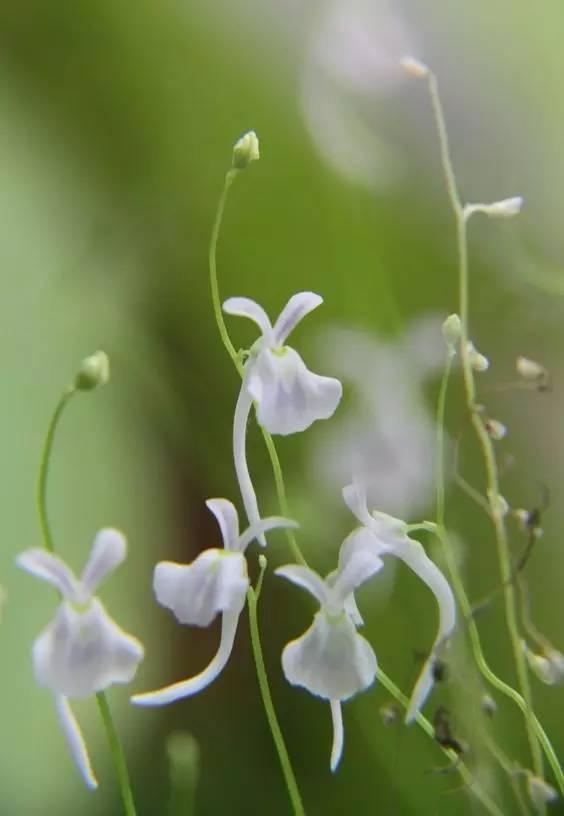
[17,288,457,785]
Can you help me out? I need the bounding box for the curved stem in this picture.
[96,692,138,816]
[425,69,547,791]
[376,667,504,816]
[208,166,308,567]
[247,586,306,816]
[37,388,76,552]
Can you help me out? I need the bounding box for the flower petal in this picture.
[387,538,456,722]
[332,549,383,606]
[238,516,299,553]
[247,347,342,435]
[54,695,98,789]
[16,548,79,601]
[80,528,127,597]
[325,567,364,626]
[342,483,372,527]
[223,296,273,341]
[330,699,344,772]
[131,610,240,706]
[281,611,377,700]
[205,499,240,552]
[233,386,266,547]
[33,599,144,698]
[275,565,329,607]
[272,292,323,346]
[153,550,249,626]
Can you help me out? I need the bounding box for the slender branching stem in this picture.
[425,69,547,790]
[376,668,505,816]
[247,586,306,816]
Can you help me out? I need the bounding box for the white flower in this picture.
[463,196,523,220]
[17,530,144,789]
[225,292,342,542]
[224,292,342,436]
[527,774,558,810]
[132,499,297,707]
[342,482,456,722]
[276,546,382,771]
[232,130,260,170]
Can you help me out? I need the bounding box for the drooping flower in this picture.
[276,546,382,771]
[16,530,144,789]
[341,482,456,722]
[225,292,342,542]
[132,498,297,707]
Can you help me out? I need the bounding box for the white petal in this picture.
[330,700,344,772]
[247,347,342,435]
[342,483,372,527]
[325,567,364,626]
[272,292,323,346]
[16,548,79,601]
[131,610,239,706]
[238,516,299,553]
[153,550,249,626]
[233,386,266,547]
[223,297,273,341]
[332,549,383,606]
[33,599,144,698]
[80,528,127,597]
[205,499,240,552]
[281,611,377,700]
[275,565,329,607]
[54,695,98,789]
[388,538,456,722]
[338,527,384,573]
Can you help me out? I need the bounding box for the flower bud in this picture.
[74,351,110,391]
[481,694,497,718]
[488,490,509,519]
[527,774,558,810]
[524,642,564,685]
[232,131,260,170]
[466,341,489,372]
[442,314,461,349]
[516,356,549,390]
[400,56,429,78]
[464,197,523,220]
[485,418,507,441]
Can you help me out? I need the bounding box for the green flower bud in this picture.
[442,314,461,349]
[74,351,110,391]
[232,130,260,170]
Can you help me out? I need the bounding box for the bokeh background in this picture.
[2,0,564,813]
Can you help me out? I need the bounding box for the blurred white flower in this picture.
[225,292,342,541]
[342,482,456,721]
[309,320,446,519]
[276,547,382,771]
[17,530,143,789]
[301,0,416,187]
[527,774,558,810]
[132,499,297,707]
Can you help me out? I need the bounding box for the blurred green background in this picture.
[2,0,564,813]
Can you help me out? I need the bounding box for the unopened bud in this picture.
[481,694,497,718]
[74,351,110,391]
[400,56,429,78]
[527,774,558,810]
[524,642,564,685]
[380,701,400,726]
[466,341,489,372]
[258,554,267,571]
[485,418,507,441]
[442,314,461,349]
[464,197,523,220]
[232,130,260,170]
[515,357,548,382]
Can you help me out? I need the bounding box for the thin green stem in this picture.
[209,169,242,374]
[376,667,505,816]
[37,388,76,552]
[208,166,308,567]
[247,586,306,816]
[96,692,138,816]
[435,351,454,526]
[425,69,547,790]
